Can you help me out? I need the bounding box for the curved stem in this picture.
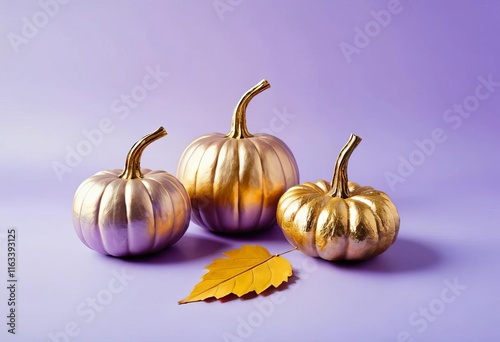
[227,79,270,139]
[327,134,362,198]
[118,127,167,180]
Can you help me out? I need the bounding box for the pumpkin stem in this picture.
[328,134,362,198]
[119,127,167,180]
[227,79,270,139]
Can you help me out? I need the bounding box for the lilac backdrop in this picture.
[1,0,499,341]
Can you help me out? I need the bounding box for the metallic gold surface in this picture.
[177,80,300,233]
[72,127,191,257]
[276,134,400,260]
[118,126,167,179]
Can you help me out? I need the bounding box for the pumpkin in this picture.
[276,134,400,260]
[177,80,300,233]
[72,127,191,257]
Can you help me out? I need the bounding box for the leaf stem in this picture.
[276,246,299,257]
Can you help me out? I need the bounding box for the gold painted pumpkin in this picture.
[276,134,400,260]
[72,127,191,257]
[177,80,300,233]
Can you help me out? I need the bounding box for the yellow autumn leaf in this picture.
[179,245,295,304]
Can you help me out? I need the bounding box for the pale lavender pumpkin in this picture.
[72,127,191,257]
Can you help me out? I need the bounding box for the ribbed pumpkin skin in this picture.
[177,133,299,233]
[277,180,400,260]
[72,168,191,257]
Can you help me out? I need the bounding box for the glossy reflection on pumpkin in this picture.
[277,134,400,260]
[177,80,299,233]
[72,127,191,257]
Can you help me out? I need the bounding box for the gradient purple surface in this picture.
[1,1,499,341]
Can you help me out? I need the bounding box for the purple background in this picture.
[1,0,499,341]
